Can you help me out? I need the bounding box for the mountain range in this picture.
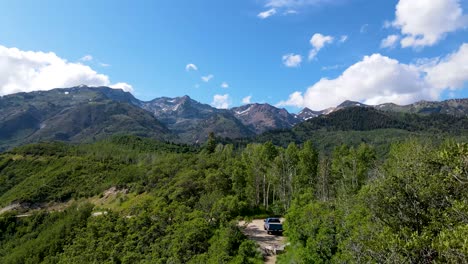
[0,85,467,150]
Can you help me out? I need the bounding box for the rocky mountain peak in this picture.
[337,100,366,108]
[296,107,321,121]
[231,103,298,134]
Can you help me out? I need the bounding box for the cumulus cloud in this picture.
[277,91,304,107]
[380,35,400,48]
[80,55,93,62]
[282,53,302,67]
[309,33,334,60]
[0,45,133,95]
[221,82,229,88]
[185,63,198,71]
[212,94,230,109]
[425,43,468,91]
[391,0,468,48]
[201,74,214,82]
[258,8,277,19]
[278,43,468,110]
[110,82,134,92]
[242,95,252,104]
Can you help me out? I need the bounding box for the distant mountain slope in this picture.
[297,106,468,133]
[376,99,468,116]
[296,107,413,131]
[253,106,468,154]
[142,95,218,121]
[231,103,298,134]
[296,99,468,119]
[295,107,323,121]
[29,101,170,142]
[0,87,170,150]
[142,95,254,142]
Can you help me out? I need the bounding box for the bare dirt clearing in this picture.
[239,219,286,264]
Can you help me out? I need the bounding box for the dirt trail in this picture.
[239,219,286,264]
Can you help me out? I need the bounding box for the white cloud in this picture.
[339,35,348,43]
[201,74,214,82]
[391,0,468,48]
[99,62,110,67]
[80,55,93,61]
[425,43,468,91]
[212,94,230,109]
[279,54,429,109]
[185,63,198,71]
[277,91,304,107]
[242,95,252,104]
[310,33,334,50]
[282,53,302,67]
[221,82,229,88]
[258,8,277,19]
[0,45,133,96]
[110,82,134,92]
[380,35,400,48]
[309,33,334,60]
[278,43,468,110]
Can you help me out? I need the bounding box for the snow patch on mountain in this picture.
[235,106,252,116]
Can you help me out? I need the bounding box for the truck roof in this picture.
[266,218,281,222]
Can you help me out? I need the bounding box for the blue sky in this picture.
[0,0,467,111]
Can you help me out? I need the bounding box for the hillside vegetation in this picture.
[0,135,467,263]
[254,107,468,155]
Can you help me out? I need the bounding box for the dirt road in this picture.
[239,219,286,264]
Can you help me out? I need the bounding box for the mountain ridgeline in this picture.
[0,85,467,151]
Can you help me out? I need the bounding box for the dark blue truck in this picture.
[264,217,283,235]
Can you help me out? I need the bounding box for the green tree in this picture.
[205,132,217,154]
[296,140,319,195]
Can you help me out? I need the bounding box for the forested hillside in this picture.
[254,107,468,155]
[279,140,468,263]
[0,135,467,263]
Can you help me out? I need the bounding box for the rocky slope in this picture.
[231,103,298,134]
[142,95,254,142]
[0,87,170,150]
